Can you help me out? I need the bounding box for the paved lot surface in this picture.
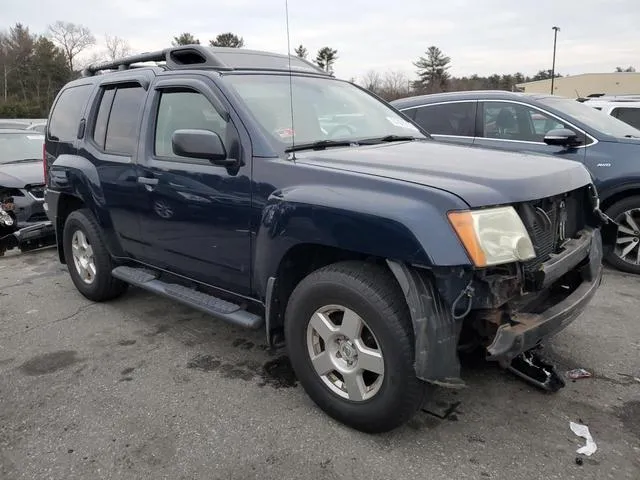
[1,247,639,480]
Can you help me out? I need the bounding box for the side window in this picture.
[413,102,476,136]
[92,88,116,148]
[481,102,566,142]
[611,107,640,130]
[103,85,147,155]
[154,90,229,160]
[48,85,93,141]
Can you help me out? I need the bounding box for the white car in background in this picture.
[579,94,640,130]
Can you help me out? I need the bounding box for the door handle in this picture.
[137,177,159,185]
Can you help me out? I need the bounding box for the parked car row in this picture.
[390,91,640,274]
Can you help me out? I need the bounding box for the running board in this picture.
[112,266,264,330]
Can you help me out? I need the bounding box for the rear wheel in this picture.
[284,261,426,433]
[604,196,640,274]
[63,209,128,301]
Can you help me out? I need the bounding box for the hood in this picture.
[296,141,592,208]
[0,161,44,188]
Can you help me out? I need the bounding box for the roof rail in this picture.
[81,44,328,77]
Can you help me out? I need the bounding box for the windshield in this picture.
[0,132,44,164]
[224,74,425,148]
[538,97,640,138]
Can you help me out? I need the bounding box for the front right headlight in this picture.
[448,206,536,267]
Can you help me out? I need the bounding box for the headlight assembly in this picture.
[448,206,536,267]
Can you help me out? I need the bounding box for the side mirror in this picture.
[543,128,582,147]
[171,129,235,166]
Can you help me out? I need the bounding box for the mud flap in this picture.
[387,260,465,388]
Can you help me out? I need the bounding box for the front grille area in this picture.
[516,187,587,274]
[26,184,45,200]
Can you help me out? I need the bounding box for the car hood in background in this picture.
[0,161,44,188]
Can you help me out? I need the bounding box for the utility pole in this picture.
[550,26,560,95]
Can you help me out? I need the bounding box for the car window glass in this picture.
[154,90,228,160]
[48,85,92,142]
[611,107,640,130]
[92,88,116,149]
[104,85,146,155]
[413,102,476,136]
[225,74,423,147]
[0,133,45,164]
[482,102,566,142]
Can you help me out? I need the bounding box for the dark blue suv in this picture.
[44,46,610,433]
[392,91,640,274]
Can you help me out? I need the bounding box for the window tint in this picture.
[413,102,476,136]
[48,85,92,142]
[611,107,640,130]
[104,85,146,155]
[154,90,228,159]
[92,88,115,148]
[481,101,567,142]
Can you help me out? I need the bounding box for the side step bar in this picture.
[112,266,264,330]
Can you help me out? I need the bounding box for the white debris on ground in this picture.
[570,421,598,456]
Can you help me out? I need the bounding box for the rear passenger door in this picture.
[403,101,477,145]
[82,76,151,259]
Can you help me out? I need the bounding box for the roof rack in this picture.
[81,44,328,77]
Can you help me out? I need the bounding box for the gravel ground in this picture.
[0,247,638,480]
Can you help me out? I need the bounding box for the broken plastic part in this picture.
[567,368,592,380]
[507,349,566,392]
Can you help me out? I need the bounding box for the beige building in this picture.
[516,72,640,98]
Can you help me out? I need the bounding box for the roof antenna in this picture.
[285,0,296,160]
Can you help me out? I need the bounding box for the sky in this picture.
[2,0,639,82]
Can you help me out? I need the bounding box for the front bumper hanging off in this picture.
[486,227,603,362]
[0,220,56,252]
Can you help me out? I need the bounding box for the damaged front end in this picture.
[389,183,609,392]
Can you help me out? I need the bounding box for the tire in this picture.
[284,261,427,433]
[604,196,640,274]
[62,208,128,301]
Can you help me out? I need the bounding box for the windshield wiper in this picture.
[285,139,357,153]
[3,158,41,164]
[359,135,420,144]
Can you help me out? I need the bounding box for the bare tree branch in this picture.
[47,21,95,71]
[105,34,131,61]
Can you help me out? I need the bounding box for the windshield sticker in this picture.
[386,116,419,131]
[275,128,295,139]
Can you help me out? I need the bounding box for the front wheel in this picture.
[284,261,427,433]
[604,196,640,274]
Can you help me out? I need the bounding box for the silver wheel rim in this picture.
[615,208,640,265]
[71,229,96,284]
[306,304,384,402]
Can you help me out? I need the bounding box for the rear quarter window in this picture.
[611,107,640,130]
[48,84,93,142]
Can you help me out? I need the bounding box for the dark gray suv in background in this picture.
[392,91,640,274]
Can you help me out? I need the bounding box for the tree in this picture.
[105,35,131,61]
[294,44,308,59]
[361,70,383,93]
[315,47,338,74]
[172,33,200,46]
[209,33,244,48]
[0,23,70,116]
[413,46,451,93]
[47,21,95,71]
[615,66,636,72]
[531,69,561,81]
